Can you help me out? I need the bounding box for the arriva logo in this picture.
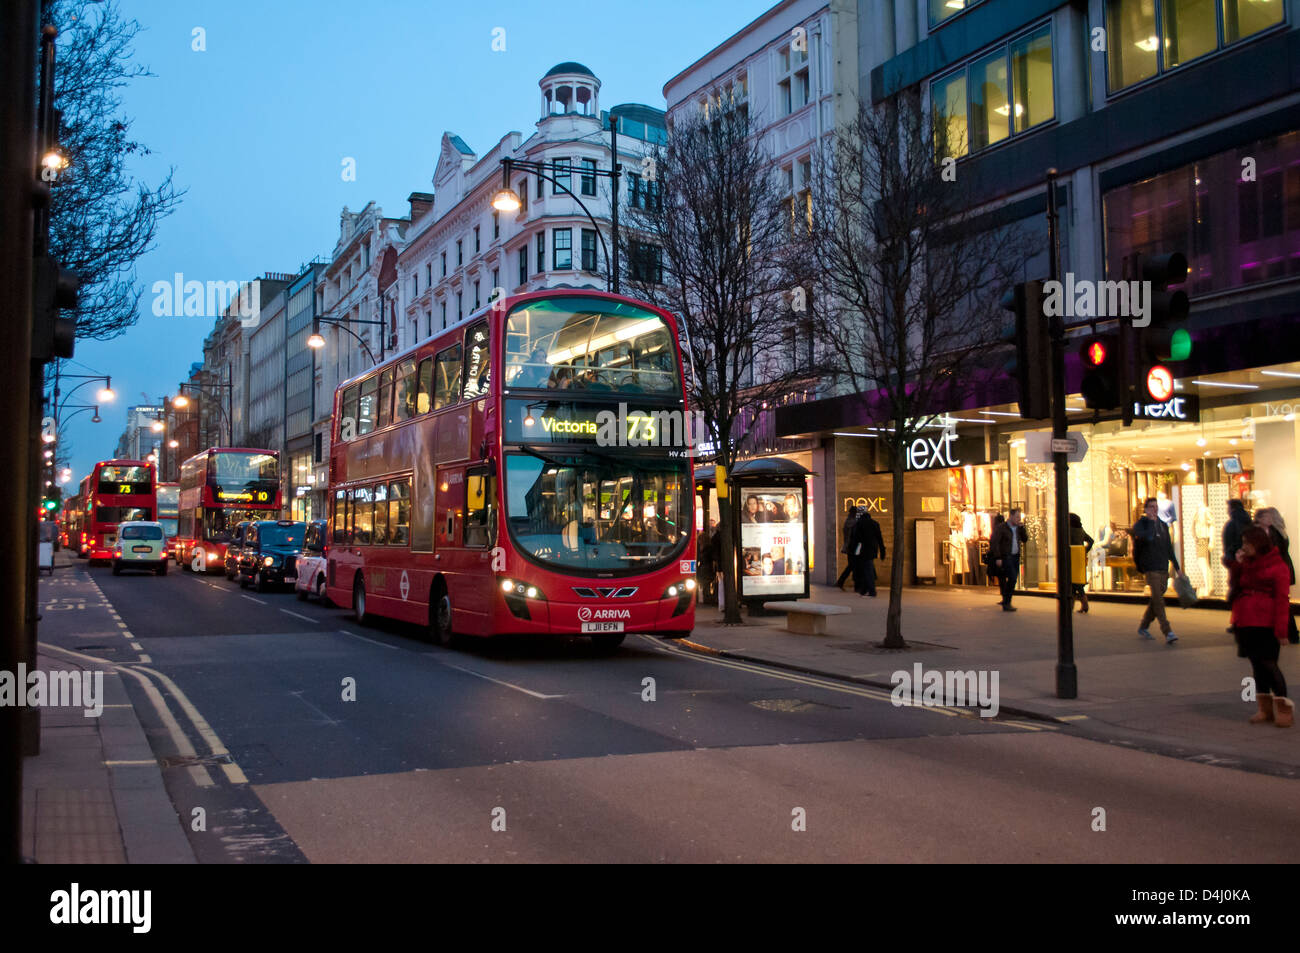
[578,607,631,622]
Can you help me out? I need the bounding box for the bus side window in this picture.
[352,487,373,545]
[372,483,389,545]
[463,322,490,401]
[378,368,394,429]
[342,385,359,441]
[435,344,462,410]
[394,359,417,422]
[416,358,433,414]
[389,480,410,546]
[465,470,495,549]
[332,490,346,543]
[358,377,378,435]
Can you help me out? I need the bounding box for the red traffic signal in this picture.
[1079,334,1121,409]
[1084,339,1107,366]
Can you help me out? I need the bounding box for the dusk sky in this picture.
[63,0,773,482]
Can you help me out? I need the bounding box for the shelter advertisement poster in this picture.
[738,487,805,597]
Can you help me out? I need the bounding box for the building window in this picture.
[930,23,1054,159]
[1106,0,1283,94]
[536,232,545,272]
[581,229,598,271]
[493,211,500,239]
[457,240,463,266]
[553,228,572,270]
[519,179,528,212]
[580,158,597,196]
[457,292,463,320]
[1103,129,1300,295]
[441,251,447,277]
[411,275,418,300]
[474,226,481,254]
[441,300,447,328]
[518,247,527,286]
[929,0,985,28]
[776,41,810,116]
[425,263,431,287]
[630,242,663,283]
[474,280,481,310]
[425,310,432,338]
[492,268,499,296]
[553,157,570,194]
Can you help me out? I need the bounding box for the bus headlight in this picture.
[500,578,545,620]
[263,556,275,567]
[662,580,693,617]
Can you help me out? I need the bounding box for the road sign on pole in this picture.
[1024,431,1089,463]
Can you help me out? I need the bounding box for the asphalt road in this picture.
[37,557,1300,863]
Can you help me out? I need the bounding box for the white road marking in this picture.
[136,664,248,785]
[337,629,400,651]
[38,643,214,788]
[240,594,266,605]
[439,661,567,700]
[288,690,341,727]
[280,609,315,623]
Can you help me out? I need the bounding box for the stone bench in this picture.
[762,601,852,635]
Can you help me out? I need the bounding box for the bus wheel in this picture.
[191,550,205,573]
[590,633,626,654]
[431,586,456,647]
[353,577,368,625]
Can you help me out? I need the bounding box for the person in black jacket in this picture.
[1132,497,1185,644]
[989,509,1028,611]
[1223,498,1252,567]
[1068,512,1094,613]
[849,507,886,597]
[836,508,859,590]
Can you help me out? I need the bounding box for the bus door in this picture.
[459,464,497,624]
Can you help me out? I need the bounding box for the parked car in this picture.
[224,520,252,580]
[111,521,169,576]
[237,519,307,592]
[293,520,330,604]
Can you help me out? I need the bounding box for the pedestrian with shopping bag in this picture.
[836,508,860,590]
[1230,525,1293,727]
[850,506,886,597]
[1068,512,1093,613]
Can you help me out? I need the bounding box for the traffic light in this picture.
[1000,280,1050,420]
[1138,252,1190,365]
[1079,333,1122,409]
[32,253,78,364]
[41,498,58,515]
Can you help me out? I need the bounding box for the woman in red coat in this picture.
[1229,525,1293,726]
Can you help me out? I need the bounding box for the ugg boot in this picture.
[1080,592,1089,613]
[1250,693,1274,723]
[1274,696,1294,728]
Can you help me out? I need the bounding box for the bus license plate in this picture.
[581,621,624,633]
[132,545,151,553]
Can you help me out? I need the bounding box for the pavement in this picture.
[21,553,195,863]
[686,580,1300,778]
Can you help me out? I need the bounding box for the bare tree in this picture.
[810,94,1030,648]
[43,0,183,340]
[620,104,816,624]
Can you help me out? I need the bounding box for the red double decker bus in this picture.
[156,481,180,558]
[78,460,157,561]
[325,289,696,650]
[175,448,281,572]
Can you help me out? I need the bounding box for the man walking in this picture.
[850,506,886,597]
[836,507,859,590]
[990,508,1027,611]
[1222,498,1252,566]
[1132,496,1184,644]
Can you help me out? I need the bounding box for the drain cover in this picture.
[160,753,233,769]
[749,698,846,712]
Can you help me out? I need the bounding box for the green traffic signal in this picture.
[1169,327,1192,362]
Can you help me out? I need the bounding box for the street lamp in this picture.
[309,316,384,364]
[175,380,233,445]
[494,144,622,293]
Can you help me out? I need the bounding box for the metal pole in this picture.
[1047,169,1077,699]
[610,119,620,295]
[2,0,41,862]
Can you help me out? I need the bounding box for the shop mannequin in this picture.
[962,505,978,584]
[1193,504,1215,595]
